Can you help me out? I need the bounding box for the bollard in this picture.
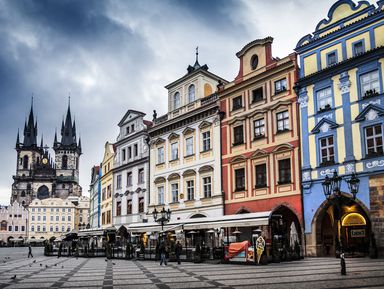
[340,252,346,275]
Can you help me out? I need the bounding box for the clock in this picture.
[42,158,48,165]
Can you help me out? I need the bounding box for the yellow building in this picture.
[100,142,115,228]
[28,198,76,241]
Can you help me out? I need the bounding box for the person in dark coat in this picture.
[175,241,182,265]
[28,244,33,258]
[159,241,167,266]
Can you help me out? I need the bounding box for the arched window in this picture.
[21,191,26,197]
[188,84,195,103]
[173,92,181,109]
[76,158,79,170]
[0,220,7,231]
[23,155,29,169]
[62,155,68,169]
[37,185,49,200]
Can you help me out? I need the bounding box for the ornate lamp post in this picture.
[152,207,171,232]
[321,171,360,275]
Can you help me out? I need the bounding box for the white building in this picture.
[112,110,152,228]
[148,55,227,222]
[0,201,28,245]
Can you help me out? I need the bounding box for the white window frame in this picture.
[158,186,164,205]
[188,84,195,103]
[276,111,289,131]
[317,87,332,111]
[253,119,265,138]
[202,131,211,151]
[171,183,179,203]
[360,70,380,96]
[203,176,212,198]
[173,92,181,109]
[157,147,165,164]
[365,124,383,155]
[171,142,178,160]
[186,180,194,201]
[186,137,194,156]
[319,136,335,163]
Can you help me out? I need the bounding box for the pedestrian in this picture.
[159,240,167,266]
[175,241,182,265]
[27,244,33,258]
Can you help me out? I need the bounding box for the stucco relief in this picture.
[298,95,308,108]
[365,109,379,121]
[362,99,381,109]
[302,171,311,182]
[338,79,351,94]
[316,113,333,122]
[345,163,355,173]
[366,160,384,169]
[320,168,335,177]
[320,122,330,133]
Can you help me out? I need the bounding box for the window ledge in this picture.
[277,181,292,185]
[318,161,337,168]
[363,153,384,160]
[251,98,264,104]
[232,142,245,147]
[276,129,291,135]
[200,148,212,153]
[169,158,179,162]
[184,154,195,158]
[232,106,244,112]
[156,162,165,166]
[317,106,332,113]
[255,185,268,189]
[253,135,266,140]
[362,91,380,100]
[234,188,245,192]
[273,88,287,96]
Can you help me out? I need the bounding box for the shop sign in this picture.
[351,229,365,238]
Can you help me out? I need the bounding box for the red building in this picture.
[219,37,303,258]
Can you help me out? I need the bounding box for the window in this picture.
[278,159,291,184]
[131,124,135,132]
[360,70,380,97]
[42,225,46,232]
[365,125,383,156]
[327,51,337,66]
[68,208,71,212]
[317,87,332,111]
[31,208,35,212]
[9,225,12,231]
[255,164,267,188]
[68,216,71,221]
[62,155,68,169]
[188,84,195,103]
[320,136,335,165]
[102,188,106,201]
[254,119,265,138]
[62,225,65,232]
[107,211,111,224]
[233,125,244,145]
[62,216,65,221]
[107,185,112,198]
[43,216,46,221]
[56,216,59,221]
[173,92,181,109]
[274,78,287,93]
[50,226,53,232]
[235,168,245,191]
[116,175,122,189]
[23,155,29,169]
[21,226,25,232]
[134,144,138,157]
[171,183,179,203]
[186,137,194,156]
[252,87,263,102]
[251,54,259,70]
[15,226,18,231]
[171,143,178,160]
[0,221,6,231]
[128,147,132,159]
[277,111,289,131]
[37,216,41,221]
[353,41,364,56]
[138,168,144,184]
[116,201,121,216]
[158,186,164,205]
[50,215,53,221]
[31,215,35,221]
[102,212,105,225]
[203,176,212,198]
[55,226,59,232]
[37,225,40,232]
[186,180,194,201]
[202,131,211,151]
[127,172,132,186]
[139,197,144,213]
[126,126,130,135]
[122,149,126,161]
[232,96,243,110]
[30,225,34,232]
[157,147,165,164]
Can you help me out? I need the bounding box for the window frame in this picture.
[202,131,211,152]
[255,163,267,188]
[316,87,333,112]
[253,118,265,139]
[157,186,164,205]
[352,40,365,57]
[274,78,287,94]
[360,70,380,98]
[173,92,181,109]
[157,146,165,164]
[364,124,383,157]
[171,142,179,160]
[326,50,338,67]
[251,87,263,103]
[188,84,195,103]
[319,135,335,165]
[276,110,290,132]
[203,176,212,198]
[233,125,244,145]
[278,159,291,185]
[234,168,245,191]
[186,180,194,201]
[185,137,194,157]
[232,96,243,111]
[171,183,179,203]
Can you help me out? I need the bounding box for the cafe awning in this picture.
[78,229,105,237]
[126,211,271,233]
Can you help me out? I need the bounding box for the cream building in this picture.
[148,54,227,222]
[28,198,76,241]
[75,196,90,229]
[101,142,114,228]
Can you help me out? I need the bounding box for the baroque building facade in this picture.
[0,202,28,245]
[148,54,227,223]
[112,110,152,229]
[12,101,82,206]
[295,0,384,256]
[100,142,114,229]
[219,38,302,250]
[89,165,101,229]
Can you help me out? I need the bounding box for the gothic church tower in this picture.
[53,101,82,199]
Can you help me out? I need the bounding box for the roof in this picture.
[236,37,273,57]
[117,109,146,127]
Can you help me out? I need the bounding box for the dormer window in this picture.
[353,41,364,56]
[327,51,337,66]
[126,127,130,135]
[188,84,195,103]
[173,92,181,109]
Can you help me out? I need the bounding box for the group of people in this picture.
[158,240,182,266]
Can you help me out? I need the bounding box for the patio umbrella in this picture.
[289,222,299,249]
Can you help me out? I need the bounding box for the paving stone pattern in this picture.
[1,254,384,289]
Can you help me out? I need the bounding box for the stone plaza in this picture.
[0,248,384,289]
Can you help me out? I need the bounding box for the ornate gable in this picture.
[182,127,195,135]
[311,118,339,134]
[198,121,212,129]
[355,104,384,122]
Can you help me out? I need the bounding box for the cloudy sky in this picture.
[0,0,376,205]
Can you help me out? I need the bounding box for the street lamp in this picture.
[321,170,360,275]
[152,207,171,232]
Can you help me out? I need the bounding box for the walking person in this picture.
[27,244,33,258]
[175,241,182,265]
[159,240,167,266]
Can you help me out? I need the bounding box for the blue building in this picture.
[89,165,102,229]
[295,0,384,257]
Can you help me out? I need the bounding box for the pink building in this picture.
[0,201,28,245]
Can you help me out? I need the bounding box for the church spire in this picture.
[23,98,38,147]
[58,97,79,150]
[16,129,20,148]
[40,134,44,149]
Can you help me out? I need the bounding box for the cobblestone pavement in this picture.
[0,249,383,289]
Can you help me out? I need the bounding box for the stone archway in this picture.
[311,193,371,257]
